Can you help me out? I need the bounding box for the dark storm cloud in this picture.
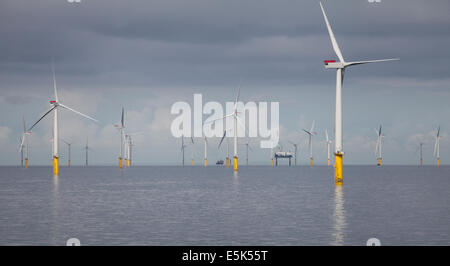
[1,0,450,89]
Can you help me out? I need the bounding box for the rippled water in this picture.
[0,165,449,246]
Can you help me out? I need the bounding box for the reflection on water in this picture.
[51,175,60,245]
[331,185,346,246]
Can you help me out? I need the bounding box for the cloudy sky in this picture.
[1,0,449,166]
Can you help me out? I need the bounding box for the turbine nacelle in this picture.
[324,60,344,69]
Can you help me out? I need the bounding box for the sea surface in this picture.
[0,165,449,246]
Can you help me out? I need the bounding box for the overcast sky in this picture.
[1,0,449,166]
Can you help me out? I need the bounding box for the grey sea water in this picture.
[0,165,449,246]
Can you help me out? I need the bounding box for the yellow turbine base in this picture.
[25,158,28,168]
[334,153,343,185]
[437,158,440,167]
[119,158,123,169]
[246,159,248,166]
[327,159,330,166]
[128,160,131,167]
[420,159,423,166]
[310,157,314,167]
[233,156,238,172]
[226,157,229,168]
[53,156,59,176]
[377,158,382,166]
[204,159,207,167]
[125,159,128,168]
[191,159,194,166]
[271,158,274,167]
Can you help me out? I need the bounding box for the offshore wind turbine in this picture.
[190,137,195,165]
[203,136,208,167]
[114,107,125,169]
[419,142,424,166]
[302,120,317,167]
[375,125,384,166]
[434,126,441,167]
[288,140,299,166]
[28,65,98,176]
[19,116,31,168]
[61,139,72,167]
[325,129,332,166]
[84,137,91,166]
[208,83,243,171]
[181,136,187,166]
[319,2,398,184]
[241,140,252,166]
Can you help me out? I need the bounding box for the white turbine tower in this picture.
[319,2,399,184]
[302,120,317,167]
[375,125,384,166]
[434,126,441,167]
[325,129,332,166]
[28,65,98,176]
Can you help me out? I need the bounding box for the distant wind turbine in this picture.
[434,126,441,167]
[325,129,332,166]
[114,107,125,169]
[181,136,187,166]
[84,137,91,166]
[28,64,98,176]
[302,120,317,167]
[288,140,300,166]
[190,137,195,166]
[61,139,73,167]
[19,116,31,168]
[240,139,252,166]
[375,125,384,166]
[207,81,244,171]
[319,2,399,184]
[203,136,208,167]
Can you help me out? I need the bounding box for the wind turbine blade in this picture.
[437,126,440,137]
[19,135,25,152]
[325,129,329,142]
[58,103,98,122]
[52,63,59,102]
[218,130,226,149]
[310,120,315,133]
[121,107,124,128]
[319,2,345,63]
[204,113,234,125]
[302,129,312,135]
[345,58,399,67]
[28,106,57,131]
